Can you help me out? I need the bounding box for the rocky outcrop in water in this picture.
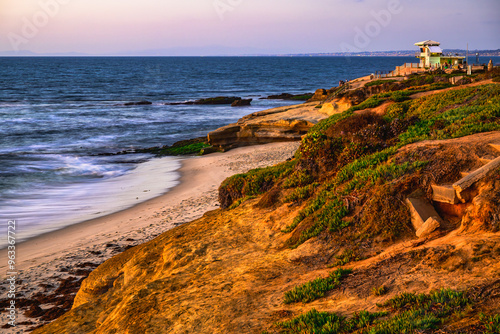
[166,96,242,105]
[124,100,152,106]
[231,98,252,107]
[261,92,313,100]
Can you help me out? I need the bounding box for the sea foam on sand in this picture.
[0,157,181,248]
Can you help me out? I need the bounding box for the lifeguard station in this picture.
[415,40,465,69]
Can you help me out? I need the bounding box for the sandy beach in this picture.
[0,141,300,331]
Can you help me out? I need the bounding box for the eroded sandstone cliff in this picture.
[34,135,500,334]
[34,81,500,334]
[207,102,327,149]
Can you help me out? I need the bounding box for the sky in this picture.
[0,0,499,55]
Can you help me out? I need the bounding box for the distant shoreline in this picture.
[1,51,499,57]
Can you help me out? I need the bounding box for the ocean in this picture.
[1,55,498,246]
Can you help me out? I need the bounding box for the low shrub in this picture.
[364,79,397,87]
[283,170,314,189]
[284,183,318,203]
[218,160,296,209]
[351,96,384,111]
[359,184,414,240]
[390,90,411,102]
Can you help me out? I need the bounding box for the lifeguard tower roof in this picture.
[415,40,441,46]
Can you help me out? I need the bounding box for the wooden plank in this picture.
[431,185,458,204]
[453,156,500,198]
[406,197,442,231]
[416,217,440,238]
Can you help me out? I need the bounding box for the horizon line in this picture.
[1,48,500,58]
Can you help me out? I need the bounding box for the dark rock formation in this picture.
[263,93,294,100]
[93,137,209,157]
[261,93,314,100]
[166,96,242,105]
[194,96,242,105]
[231,99,252,107]
[124,101,152,106]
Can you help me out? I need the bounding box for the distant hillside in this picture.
[277,49,500,57]
[1,49,499,57]
[0,50,88,57]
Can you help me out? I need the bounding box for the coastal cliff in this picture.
[34,76,500,333]
[207,102,328,149]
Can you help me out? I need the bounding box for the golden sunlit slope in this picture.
[35,81,500,334]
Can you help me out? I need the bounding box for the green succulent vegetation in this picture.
[286,158,425,246]
[283,269,352,304]
[284,183,319,203]
[329,249,362,267]
[219,160,296,209]
[283,170,314,189]
[389,90,411,102]
[364,79,397,87]
[371,286,388,296]
[160,142,211,155]
[276,309,388,334]
[350,96,384,111]
[404,73,451,87]
[286,84,500,246]
[275,289,473,334]
[480,313,500,334]
[219,81,500,246]
[290,94,314,100]
[381,289,469,309]
[402,85,500,142]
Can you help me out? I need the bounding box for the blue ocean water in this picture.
[1,55,497,245]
